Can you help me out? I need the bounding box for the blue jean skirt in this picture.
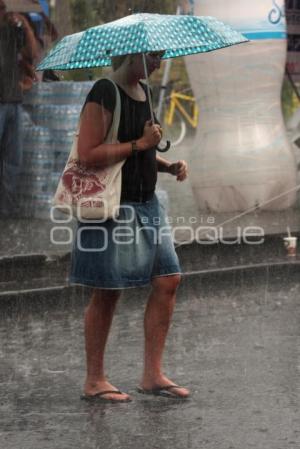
[70,194,181,289]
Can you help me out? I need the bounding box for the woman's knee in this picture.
[151,274,181,296]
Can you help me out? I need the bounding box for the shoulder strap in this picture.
[99,77,121,143]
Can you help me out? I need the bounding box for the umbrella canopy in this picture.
[37,12,248,152]
[37,13,248,71]
[4,0,42,13]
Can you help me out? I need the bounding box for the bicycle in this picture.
[159,88,199,147]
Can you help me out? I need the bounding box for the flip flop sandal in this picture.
[137,384,189,399]
[81,390,132,403]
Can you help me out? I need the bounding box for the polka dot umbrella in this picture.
[37,13,248,151]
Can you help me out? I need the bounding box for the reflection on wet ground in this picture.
[1,269,300,449]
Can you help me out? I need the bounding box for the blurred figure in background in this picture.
[24,10,58,82]
[0,0,37,217]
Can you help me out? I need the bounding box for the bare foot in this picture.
[84,379,131,402]
[140,374,190,398]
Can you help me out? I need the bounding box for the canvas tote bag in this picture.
[53,78,124,220]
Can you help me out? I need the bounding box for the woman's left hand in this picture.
[168,160,188,181]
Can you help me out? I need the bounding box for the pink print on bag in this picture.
[62,160,107,201]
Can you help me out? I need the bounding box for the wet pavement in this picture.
[1,135,300,448]
[1,266,300,449]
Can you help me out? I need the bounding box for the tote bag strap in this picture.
[75,77,121,140]
[102,78,121,143]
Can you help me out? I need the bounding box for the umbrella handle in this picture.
[156,140,171,152]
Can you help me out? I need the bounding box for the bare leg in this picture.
[84,288,130,401]
[141,275,190,398]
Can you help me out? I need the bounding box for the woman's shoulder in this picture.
[85,78,117,112]
[89,78,118,98]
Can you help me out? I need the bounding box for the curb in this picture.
[1,259,299,303]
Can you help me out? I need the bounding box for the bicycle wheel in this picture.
[160,104,186,148]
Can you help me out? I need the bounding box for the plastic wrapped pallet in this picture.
[23,81,94,106]
[19,81,93,219]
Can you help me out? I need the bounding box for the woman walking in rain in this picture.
[39,10,246,405]
[71,51,189,402]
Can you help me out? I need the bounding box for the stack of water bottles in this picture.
[20,81,93,219]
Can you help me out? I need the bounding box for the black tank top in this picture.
[84,78,157,202]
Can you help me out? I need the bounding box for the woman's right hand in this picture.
[137,120,162,150]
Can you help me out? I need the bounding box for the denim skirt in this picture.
[70,194,181,289]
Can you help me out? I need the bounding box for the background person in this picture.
[71,51,189,402]
[24,10,58,82]
[0,0,38,217]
